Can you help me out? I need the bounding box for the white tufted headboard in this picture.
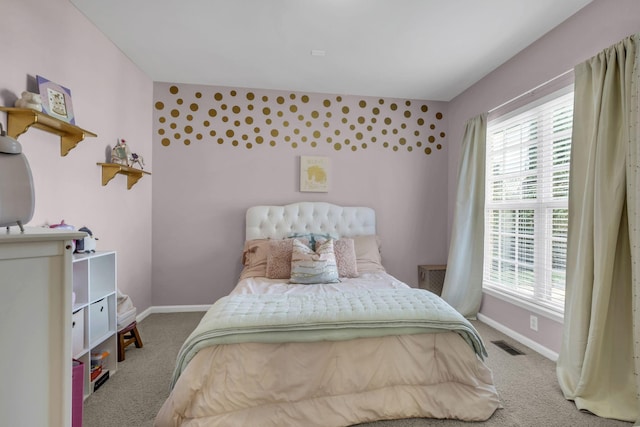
[245,202,376,240]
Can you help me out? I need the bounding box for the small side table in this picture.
[418,264,447,296]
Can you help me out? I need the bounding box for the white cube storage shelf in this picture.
[72,251,118,399]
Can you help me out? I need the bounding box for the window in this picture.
[484,87,573,313]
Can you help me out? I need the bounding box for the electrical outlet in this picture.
[530,315,538,331]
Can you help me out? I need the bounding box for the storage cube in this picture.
[89,299,109,341]
[71,308,85,356]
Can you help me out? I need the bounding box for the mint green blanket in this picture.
[170,289,487,388]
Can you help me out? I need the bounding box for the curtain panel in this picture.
[441,113,486,318]
[556,33,640,424]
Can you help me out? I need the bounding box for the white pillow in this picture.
[290,238,340,284]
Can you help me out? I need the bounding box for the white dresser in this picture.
[0,227,84,427]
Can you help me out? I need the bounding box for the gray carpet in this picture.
[83,312,632,427]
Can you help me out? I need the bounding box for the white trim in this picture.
[478,313,559,361]
[483,287,564,323]
[136,305,211,322]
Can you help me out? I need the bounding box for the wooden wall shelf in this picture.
[0,107,97,156]
[97,163,151,190]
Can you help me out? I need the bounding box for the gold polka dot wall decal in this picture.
[234,120,241,126]
[344,138,351,145]
[425,147,432,155]
[390,103,397,111]
[313,130,321,138]
[430,124,436,129]
[429,136,436,143]
[230,90,237,96]
[277,96,285,104]
[392,129,398,134]
[210,130,216,136]
[351,146,357,151]
[271,129,279,137]
[384,117,392,125]
[162,138,170,146]
[187,115,193,121]
[335,129,341,136]
[294,128,300,135]
[169,86,178,94]
[351,125,357,131]
[417,141,422,147]
[170,123,177,129]
[323,99,331,107]
[372,136,377,142]
[270,141,276,147]
[399,137,406,145]
[379,99,384,104]
[263,107,271,115]
[217,138,224,144]
[393,146,398,152]
[246,142,253,149]
[197,134,203,140]
[262,95,269,102]
[407,146,413,152]
[372,107,380,115]
[277,111,283,117]
[334,143,342,150]
[185,125,193,134]
[341,118,348,124]
[336,96,342,102]
[195,92,202,98]
[256,136,264,144]
[248,104,254,111]
[436,112,443,119]
[440,132,446,137]
[226,130,234,138]
[242,134,248,140]
[311,141,317,147]
[289,105,297,113]
[174,133,181,139]
[342,106,349,114]
[254,127,260,133]
[247,92,255,100]
[356,132,363,140]
[323,121,330,128]
[290,93,296,100]
[414,130,419,136]
[221,104,227,111]
[214,93,223,101]
[155,101,165,110]
[159,117,166,123]
[301,136,307,142]
[437,144,442,150]
[208,109,217,117]
[405,100,411,106]
[232,105,241,114]
[232,140,238,146]
[184,139,191,145]
[283,121,289,127]
[421,105,428,112]
[362,143,368,149]
[383,142,389,148]
[301,95,309,103]
[158,128,165,135]
[326,112,332,118]
[382,129,388,135]
[310,110,319,119]
[401,123,406,129]
[404,111,411,118]
[358,116,365,124]
[359,100,367,108]
[266,118,272,125]
[284,135,291,142]
[417,118,424,125]
[367,125,372,131]
[371,117,377,123]
[327,137,333,143]
[222,116,229,122]
[171,109,180,117]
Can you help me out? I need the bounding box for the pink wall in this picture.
[152,83,449,305]
[447,0,640,354]
[1,0,154,311]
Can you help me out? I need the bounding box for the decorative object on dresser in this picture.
[71,251,118,400]
[418,264,447,296]
[0,123,34,232]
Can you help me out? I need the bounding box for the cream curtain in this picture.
[556,33,640,424]
[441,114,486,318]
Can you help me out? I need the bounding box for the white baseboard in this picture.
[477,313,559,362]
[137,305,211,322]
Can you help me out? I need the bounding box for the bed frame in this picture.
[245,201,376,240]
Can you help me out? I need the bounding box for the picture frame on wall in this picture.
[36,75,75,124]
[300,155,330,192]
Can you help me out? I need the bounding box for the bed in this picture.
[155,202,500,427]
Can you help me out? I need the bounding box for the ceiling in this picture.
[70,0,592,101]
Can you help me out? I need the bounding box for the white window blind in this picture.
[484,86,573,313]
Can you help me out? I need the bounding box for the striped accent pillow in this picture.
[290,238,340,284]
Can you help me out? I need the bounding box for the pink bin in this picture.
[72,359,84,427]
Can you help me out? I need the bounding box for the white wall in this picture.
[1,0,154,312]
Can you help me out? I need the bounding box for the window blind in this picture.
[484,86,573,312]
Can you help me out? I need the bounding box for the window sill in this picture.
[482,286,564,324]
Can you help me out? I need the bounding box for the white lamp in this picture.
[0,123,35,232]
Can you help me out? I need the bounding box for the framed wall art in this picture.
[300,155,330,192]
[37,75,75,124]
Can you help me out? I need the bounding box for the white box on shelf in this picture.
[72,308,85,357]
[89,299,109,342]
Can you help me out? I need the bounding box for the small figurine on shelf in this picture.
[111,138,131,166]
[14,91,43,112]
[129,152,144,170]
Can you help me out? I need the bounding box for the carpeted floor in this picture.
[83,312,632,427]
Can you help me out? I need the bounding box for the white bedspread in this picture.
[155,274,501,427]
